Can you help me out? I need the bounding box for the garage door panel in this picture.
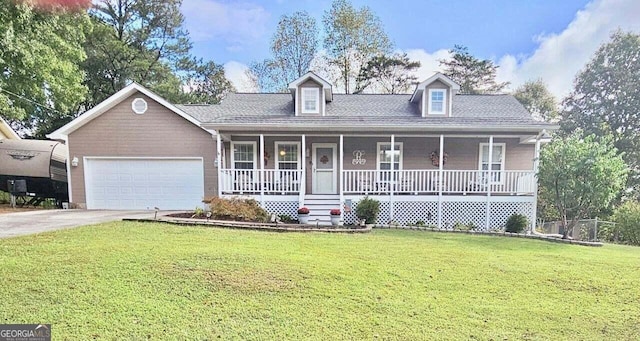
[85,158,204,210]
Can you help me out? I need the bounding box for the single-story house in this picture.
[0,116,20,140]
[48,72,556,228]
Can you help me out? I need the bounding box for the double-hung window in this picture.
[301,88,320,113]
[231,142,256,169]
[377,142,402,182]
[479,143,505,183]
[275,142,300,170]
[428,89,446,115]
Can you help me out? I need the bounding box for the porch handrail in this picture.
[341,170,535,195]
[220,169,302,194]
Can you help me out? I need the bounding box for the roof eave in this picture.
[202,122,558,133]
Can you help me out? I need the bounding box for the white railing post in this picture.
[339,135,344,220]
[216,133,222,197]
[437,134,444,228]
[260,134,265,206]
[531,134,542,233]
[389,134,395,224]
[485,135,494,230]
[300,134,306,208]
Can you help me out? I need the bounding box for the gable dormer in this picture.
[288,71,333,116]
[410,73,460,117]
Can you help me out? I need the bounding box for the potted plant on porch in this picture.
[297,207,310,224]
[329,209,341,226]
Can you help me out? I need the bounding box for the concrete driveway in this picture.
[0,210,160,239]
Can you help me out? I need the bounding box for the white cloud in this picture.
[404,48,451,79]
[224,61,258,93]
[220,0,640,97]
[497,0,640,97]
[181,0,270,51]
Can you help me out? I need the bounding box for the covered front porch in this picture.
[215,133,542,228]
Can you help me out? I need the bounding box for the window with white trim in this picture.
[231,142,256,169]
[479,143,505,183]
[377,142,403,181]
[301,87,320,113]
[428,89,446,115]
[275,142,300,170]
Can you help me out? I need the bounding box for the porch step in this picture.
[303,194,341,226]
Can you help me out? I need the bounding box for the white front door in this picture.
[312,143,337,194]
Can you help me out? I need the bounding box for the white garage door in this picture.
[84,158,204,210]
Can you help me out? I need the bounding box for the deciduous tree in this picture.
[538,132,627,239]
[513,79,558,122]
[250,11,318,92]
[0,1,90,137]
[323,0,392,94]
[560,31,640,197]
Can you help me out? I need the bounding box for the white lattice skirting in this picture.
[223,194,534,229]
[344,195,534,229]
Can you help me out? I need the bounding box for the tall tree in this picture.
[250,11,318,92]
[440,45,508,94]
[354,53,421,94]
[560,31,640,198]
[323,0,392,94]
[180,60,234,104]
[0,1,90,137]
[538,132,627,239]
[84,0,231,106]
[513,79,558,122]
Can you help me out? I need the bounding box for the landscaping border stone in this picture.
[382,226,603,247]
[123,216,371,233]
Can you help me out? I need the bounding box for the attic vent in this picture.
[132,98,148,114]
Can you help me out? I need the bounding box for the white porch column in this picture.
[389,134,395,224]
[530,134,542,233]
[300,134,306,208]
[216,132,222,197]
[437,134,444,228]
[339,134,344,222]
[259,134,265,207]
[485,135,494,230]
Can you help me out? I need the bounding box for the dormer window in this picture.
[428,89,446,115]
[301,88,320,114]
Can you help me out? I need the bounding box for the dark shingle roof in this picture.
[175,93,554,131]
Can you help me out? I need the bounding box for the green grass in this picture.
[1,223,639,340]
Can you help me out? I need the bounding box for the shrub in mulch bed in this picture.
[168,197,271,223]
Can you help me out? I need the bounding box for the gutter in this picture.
[200,123,560,133]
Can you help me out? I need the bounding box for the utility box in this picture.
[7,179,27,195]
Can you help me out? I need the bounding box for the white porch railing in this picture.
[342,170,535,195]
[220,169,302,194]
[220,169,535,195]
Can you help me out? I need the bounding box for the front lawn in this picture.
[1,222,639,339]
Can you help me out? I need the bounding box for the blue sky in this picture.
[181,0,640,96]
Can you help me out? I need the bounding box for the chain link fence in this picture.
[537,219,617,242]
